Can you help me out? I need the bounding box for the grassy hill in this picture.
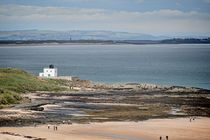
[0,68,67,106]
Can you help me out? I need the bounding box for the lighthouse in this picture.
[39,64,58,78]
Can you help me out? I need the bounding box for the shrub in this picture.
[0,92,22,105]
[0,96,8,104]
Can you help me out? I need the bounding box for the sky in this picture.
[0,0,210,36]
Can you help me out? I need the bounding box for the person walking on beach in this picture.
[166,135,169,140]
[48,125,50,129]
[160,136,162,140]
[56,125,58,131]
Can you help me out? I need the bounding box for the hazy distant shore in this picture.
[0,38,210,45]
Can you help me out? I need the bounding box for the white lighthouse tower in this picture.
[39,64,58,78]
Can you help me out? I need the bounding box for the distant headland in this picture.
[0,30,210,45]
[0,38,210,45]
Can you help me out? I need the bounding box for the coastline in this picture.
[0,68,210,140]
[0,84,209,127]
[1,117,210,140]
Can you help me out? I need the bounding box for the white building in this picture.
[39,65,58,78]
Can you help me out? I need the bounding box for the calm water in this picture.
[0,44,210,89]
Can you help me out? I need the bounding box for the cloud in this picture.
[0,4,210,35]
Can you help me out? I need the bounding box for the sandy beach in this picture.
[0,117,210,140]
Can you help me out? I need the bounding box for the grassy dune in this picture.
[0,68,67,107]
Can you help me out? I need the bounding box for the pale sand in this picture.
[1,117,210,140]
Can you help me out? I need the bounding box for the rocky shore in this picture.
[0,78,210,127]
[61,76,210,93]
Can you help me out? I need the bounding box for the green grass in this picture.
[0,68,68,106]
[0,91,22,105]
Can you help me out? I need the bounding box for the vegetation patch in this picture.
[0,68,68,106]
[0,92,22,105]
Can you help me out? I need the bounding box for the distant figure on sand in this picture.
[53,125,58,131]
[160,136,162,140]
[166,135,169,140]
[48,125,50,129]
[56,125,58,131]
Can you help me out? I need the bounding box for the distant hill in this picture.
[0,30,209,44]
[160,38,210,44]
[0,38,210,45]
[0,30,168,41]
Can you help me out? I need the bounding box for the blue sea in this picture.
[0,44,210,89]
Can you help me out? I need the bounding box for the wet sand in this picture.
[0,117,210,140]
